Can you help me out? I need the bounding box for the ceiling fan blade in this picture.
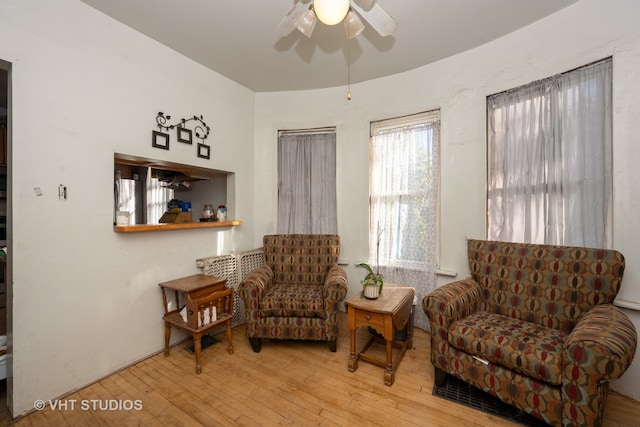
[275,1,307,37]
[352,1,397,37]
[344,8,365,39]
[352,0,376,12]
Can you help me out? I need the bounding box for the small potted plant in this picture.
[357,262,383,299]
[358,222,384,299]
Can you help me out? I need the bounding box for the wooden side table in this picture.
[345,286,415,386]
[159,274,234,374]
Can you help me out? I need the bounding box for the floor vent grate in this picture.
[432,374,550,426]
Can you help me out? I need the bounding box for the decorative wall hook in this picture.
[156,112,211,143]
[153,112,212,159]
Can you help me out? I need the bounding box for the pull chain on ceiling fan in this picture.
[275,0,396,101]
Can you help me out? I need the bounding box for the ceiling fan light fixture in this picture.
[344,8,365,39]
[295,8,318,37]
[314,0,350,26]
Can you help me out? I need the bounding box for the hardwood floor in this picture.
[4,313,640,426]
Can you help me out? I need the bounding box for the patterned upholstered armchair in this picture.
[238,234,348,353]
[423,239,637,427]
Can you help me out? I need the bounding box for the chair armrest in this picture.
[237,264,273,309]
[323,264,348,302]
[422,279,482,371]
[562,304,637,425]
[564,304,637,382]
[323,265,348,341]
[422,278,483,332]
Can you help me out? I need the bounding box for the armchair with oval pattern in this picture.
[423,239,637,426]
[238,234,348,353]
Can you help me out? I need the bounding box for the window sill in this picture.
[436,269,457,277]
[113,220,242,233]
[614,299,640,312]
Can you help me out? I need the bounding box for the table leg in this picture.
[164,322,171,356]
[194,333,202,375]
[226,319,234,355]
[347,308,358,372]
[384,320,394,386]
[407,304,415,349]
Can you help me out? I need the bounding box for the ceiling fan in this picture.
[275,0,397,39]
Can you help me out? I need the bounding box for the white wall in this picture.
[1,0,639,418]
[255,0,640,400]
[0,0,256,416]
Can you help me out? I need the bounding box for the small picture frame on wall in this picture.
[177,126,193,144]
[197,143,210,159]
[152,130,170,150]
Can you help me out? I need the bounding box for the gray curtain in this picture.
[488,59,612,247]
[277,132,337,234]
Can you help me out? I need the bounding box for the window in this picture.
[370,111,440,269]
[277,128,337,234]
[487,58,612,247]
[146,173,174,225]
[369,111,440,330]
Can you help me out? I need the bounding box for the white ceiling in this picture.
[79,0,579,93]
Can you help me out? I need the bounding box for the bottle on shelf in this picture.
[216,205,227,222]
[202,204,214,220]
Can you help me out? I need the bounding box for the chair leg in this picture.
[328,340,337,352]
[248,337,262,353]
[434,366,447,386]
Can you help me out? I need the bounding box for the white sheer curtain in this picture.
[488,59,612,247]
[146,168,174,224]
[277,132,337,234]
[116,179,136,225]
[370,120,440,330]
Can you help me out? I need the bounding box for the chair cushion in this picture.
[449,312,567,385]
[259,283,324,318]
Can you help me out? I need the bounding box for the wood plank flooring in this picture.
[3,313,639,426]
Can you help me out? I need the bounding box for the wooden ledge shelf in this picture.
[114,220,242,233]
